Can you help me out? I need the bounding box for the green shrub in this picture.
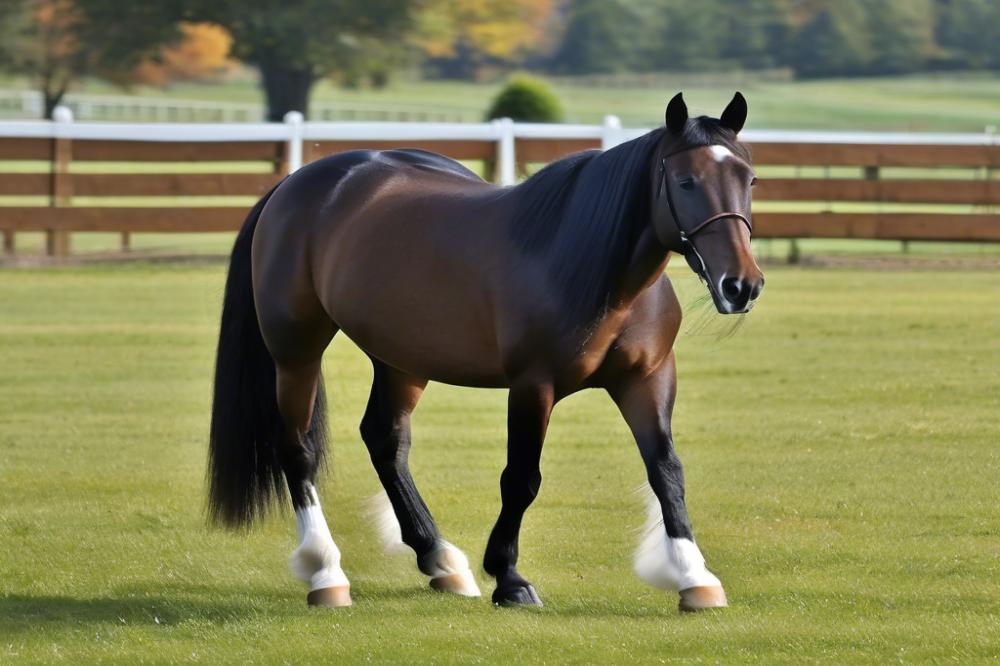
[485,75,564,123]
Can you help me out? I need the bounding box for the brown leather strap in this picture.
[684,211,752,238]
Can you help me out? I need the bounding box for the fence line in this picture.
[0,89,470,123]
[1,106,998,258]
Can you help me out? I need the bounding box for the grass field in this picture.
[1,262,998,663]
[5,71,1000,130]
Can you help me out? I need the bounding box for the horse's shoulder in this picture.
[607,276,682,368]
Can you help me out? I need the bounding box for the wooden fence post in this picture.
[48,106,73,258]
[863,164,900,252]
[2,230,13,256]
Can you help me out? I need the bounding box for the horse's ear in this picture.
[665,92,688,135]
[719,91,747,134]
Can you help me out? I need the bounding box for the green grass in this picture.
[1,263,998,663]
[5,71,1000,130]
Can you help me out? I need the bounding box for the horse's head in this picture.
[652,92,764,314]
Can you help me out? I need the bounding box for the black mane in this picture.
[506,116,746,322]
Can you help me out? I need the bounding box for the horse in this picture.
[208,92,764,612]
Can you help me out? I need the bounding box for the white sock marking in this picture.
[634,485,722,591]
[289,484,349,591]
[365,489,481,596]
[365,489,413,555]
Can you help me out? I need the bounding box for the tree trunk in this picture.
[43,90,66,120]
[259,62,315,122]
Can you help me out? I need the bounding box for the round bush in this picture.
[485,76,564,123]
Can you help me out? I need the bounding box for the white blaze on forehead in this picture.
[709,145,733,162]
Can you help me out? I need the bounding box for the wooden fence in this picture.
[1,110,997,257]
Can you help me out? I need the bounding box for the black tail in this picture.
[208,183,328,528]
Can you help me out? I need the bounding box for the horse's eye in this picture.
[678,178,696,191]
[750,176,758,187]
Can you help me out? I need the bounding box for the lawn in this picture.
[5,71,1000,130]
[1,262,998,663]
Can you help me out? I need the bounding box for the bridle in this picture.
[656,149,753,281]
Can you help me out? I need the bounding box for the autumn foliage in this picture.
[417,0,558,61]
[131,23,236,87]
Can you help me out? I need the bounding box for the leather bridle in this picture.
[656,150,753,281]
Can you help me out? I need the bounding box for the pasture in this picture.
[5,72,1000,130]
[1,261,998,663]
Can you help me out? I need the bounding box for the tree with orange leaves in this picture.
[416,0,558,78]
[0,0,181,118]
[131,23,237,88]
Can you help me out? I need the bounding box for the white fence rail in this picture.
[0,89,469,123]
[2,106,998,186]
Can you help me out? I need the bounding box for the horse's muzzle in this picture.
[715,275,764,314]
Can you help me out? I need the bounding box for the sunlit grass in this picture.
[1,263,998,662]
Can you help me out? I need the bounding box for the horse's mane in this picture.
[507,116,746,322]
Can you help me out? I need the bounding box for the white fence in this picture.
[0,89,470,123]
[3,107,998,187]
[3,108,999,258]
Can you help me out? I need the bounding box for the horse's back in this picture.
[253,148,510,386]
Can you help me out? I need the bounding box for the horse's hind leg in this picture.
[606,353,727,612]
[361,359,480,597]
[260,310,348,607]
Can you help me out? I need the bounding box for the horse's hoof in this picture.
[492,583,543,607]
[678,585,727,612]
[307,585,352,608]
[430,570,481,597]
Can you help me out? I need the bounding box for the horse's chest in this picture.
[555,315,632,389]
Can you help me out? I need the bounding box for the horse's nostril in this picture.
[721,277,743,302]
[748,280,763,301]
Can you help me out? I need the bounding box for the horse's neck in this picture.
[608,225,672,310]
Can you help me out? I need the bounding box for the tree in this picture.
[863,0,933,75]
[185,1,417,121]
[652,0,725,71]
[718,0,793,69]
[417,0,557,78]
[0,0,182,118]
[131,22,236,88]
[934,0,1000,69]
[790,3,870,78]
[551,0,639,74]
[0,0,87,118]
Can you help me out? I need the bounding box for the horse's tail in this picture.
[208,181,326,528]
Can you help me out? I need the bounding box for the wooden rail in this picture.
[0,113,997,257]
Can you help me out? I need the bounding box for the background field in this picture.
[6,71,1000,130]
[1,262,998,663]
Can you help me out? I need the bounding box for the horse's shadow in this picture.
[0,582,287,635]
[1,582,688,634]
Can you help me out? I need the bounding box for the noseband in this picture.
[656,152,753,280]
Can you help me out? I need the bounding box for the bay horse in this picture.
[208,92,763,612]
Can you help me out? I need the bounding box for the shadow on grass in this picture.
[0,582,293,634]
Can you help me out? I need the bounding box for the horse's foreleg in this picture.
[607,354,727,612]
[275,358,351,608]
[483,382,554,606]
[361,360,479,597]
